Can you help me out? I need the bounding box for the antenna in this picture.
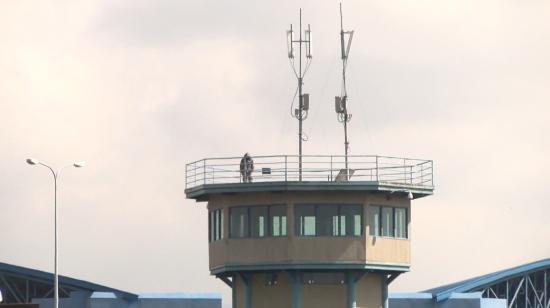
[335,3,354,180]
[287,8,313,181]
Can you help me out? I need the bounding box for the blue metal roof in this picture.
[424,258,550,302]
[138,293,222,299]
[0,262,137,300]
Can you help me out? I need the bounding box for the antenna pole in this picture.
[298,8,303,181]
[287,9,312,182]
[336,3,353,180]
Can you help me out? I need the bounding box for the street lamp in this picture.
[26,158,85,308]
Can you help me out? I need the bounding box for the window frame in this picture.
[394,207,408,239]
[229,204,288,239]
[369,204,409,239]
[269,205,288,237]
[294,203,363,237]
[208,208,224,242]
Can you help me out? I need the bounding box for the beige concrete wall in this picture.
[357,274,383,308]
[234,274,245,308]
[210,236,365,269]
[366,237,410,264]
[301,283,346,308]
[232,271,384,308]
[207,191,411,271]
[250,272,291,308]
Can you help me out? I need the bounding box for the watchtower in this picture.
[185,155,433,308]
[184,7,434,308]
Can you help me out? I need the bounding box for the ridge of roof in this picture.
[0,261,137,300]
[423,258,550,302]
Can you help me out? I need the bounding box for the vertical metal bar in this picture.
[203,161,206,185]
[526,275,529,308]
[507,280,510,304]
[403,158,406,183]
[347,272,357,308]
[544,270,547,308]
[26,279,29,302]
[382,274,389,308]
[509,277,524,308]
[291,272,301,308]
[232,275,237,308]
[330,156,333,181]
[245,276,252,308]
[431,160,434,186]
[285,155,288,182]
[375,156,379,182]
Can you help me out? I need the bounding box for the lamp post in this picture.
[26,158,85,308]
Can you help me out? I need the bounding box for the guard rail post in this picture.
[375,156,379,182]
[285,156,288,182]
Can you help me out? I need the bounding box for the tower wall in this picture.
[207,191,411,272]
[232,272,385,308]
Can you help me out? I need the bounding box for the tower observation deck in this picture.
[185,154,434,308]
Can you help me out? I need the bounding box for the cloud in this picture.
[0,1,549,307]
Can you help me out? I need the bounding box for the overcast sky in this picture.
[1,0,549,307]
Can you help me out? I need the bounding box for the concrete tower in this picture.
[185,155,433,308]
[185,7,433,308]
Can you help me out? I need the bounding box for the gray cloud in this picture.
[1,1,549,307]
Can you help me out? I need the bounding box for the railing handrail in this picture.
[184,154,433,190]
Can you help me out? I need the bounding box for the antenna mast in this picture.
[287,9,312,181]
[335,3,354,180]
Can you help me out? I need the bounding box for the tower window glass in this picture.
[230,207,248,238]
[381,207,394,237]
[250,206,268,237]
[368,205,380,237]
[208,209,223,242]
[295,205,316,236]
[368,205,408,239]
[394,207,407,239]
[270,205,287,237]
[229,205,288,238]
[295,204,362,237]
[340,205,362,236]
[317,205,339,236]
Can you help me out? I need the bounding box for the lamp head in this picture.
[407,191,414,200]
[26,158,40,165]
[73,161,86,168]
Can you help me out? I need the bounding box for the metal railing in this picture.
[185,155,433,189]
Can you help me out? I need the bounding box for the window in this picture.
[208,209,223,242]
[369,205,408,239]
[250,206,267,237]
[229,205,288,238]
[270,205,287,237]
[368,206,380,236]
[295,205,316,236]
[295,204,362,237]
[317,205,338,236]
[395,208,407,239]
[381,207,394,237]
[340,205,362,236]
[230,207,248,238]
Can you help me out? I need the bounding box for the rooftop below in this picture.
[185,155,434,201]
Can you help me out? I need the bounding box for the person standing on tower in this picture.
[240,153,254,183]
